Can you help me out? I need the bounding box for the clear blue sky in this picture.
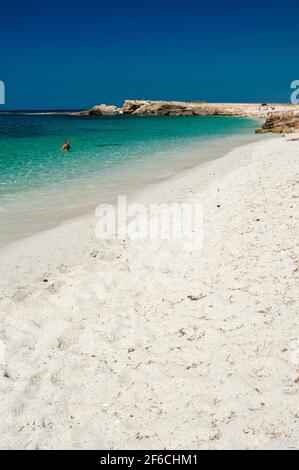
[0,0,298,109]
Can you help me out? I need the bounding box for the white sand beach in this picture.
[0,135,298,449]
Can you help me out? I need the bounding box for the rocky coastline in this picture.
[70,100,299,133]
[2,100,299,133]
[255,111,299,134]
[72,100,293,117]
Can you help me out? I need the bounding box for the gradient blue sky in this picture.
[0,0,298,109]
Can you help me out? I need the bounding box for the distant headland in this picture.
[2,100,299,133]
[73,100,299,133]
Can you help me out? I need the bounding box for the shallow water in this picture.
[0,114,261,246]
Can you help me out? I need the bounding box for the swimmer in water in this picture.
[61,139,71,152]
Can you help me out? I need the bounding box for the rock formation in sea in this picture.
[71,104,122,116]
[122,100,203,115]
[121,100,257,116]
[69,101,299,133]
[74,100,297,116]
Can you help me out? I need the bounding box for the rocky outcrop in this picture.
[71,104,122,116]
[88,104,122,115]
[122,100,204,116]
[122,100,257,116]
[255,111,299,134]
[68,101,299,133]
[122,100,151,114]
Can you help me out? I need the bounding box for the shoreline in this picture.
[0,131,268,286]
[0,133,298,449]
[0,126,262,250]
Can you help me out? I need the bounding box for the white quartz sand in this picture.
[0,135,298,450]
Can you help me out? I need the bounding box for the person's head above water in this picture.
[61,139,71,151]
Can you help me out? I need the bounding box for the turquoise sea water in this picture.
[0,114,261,246]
